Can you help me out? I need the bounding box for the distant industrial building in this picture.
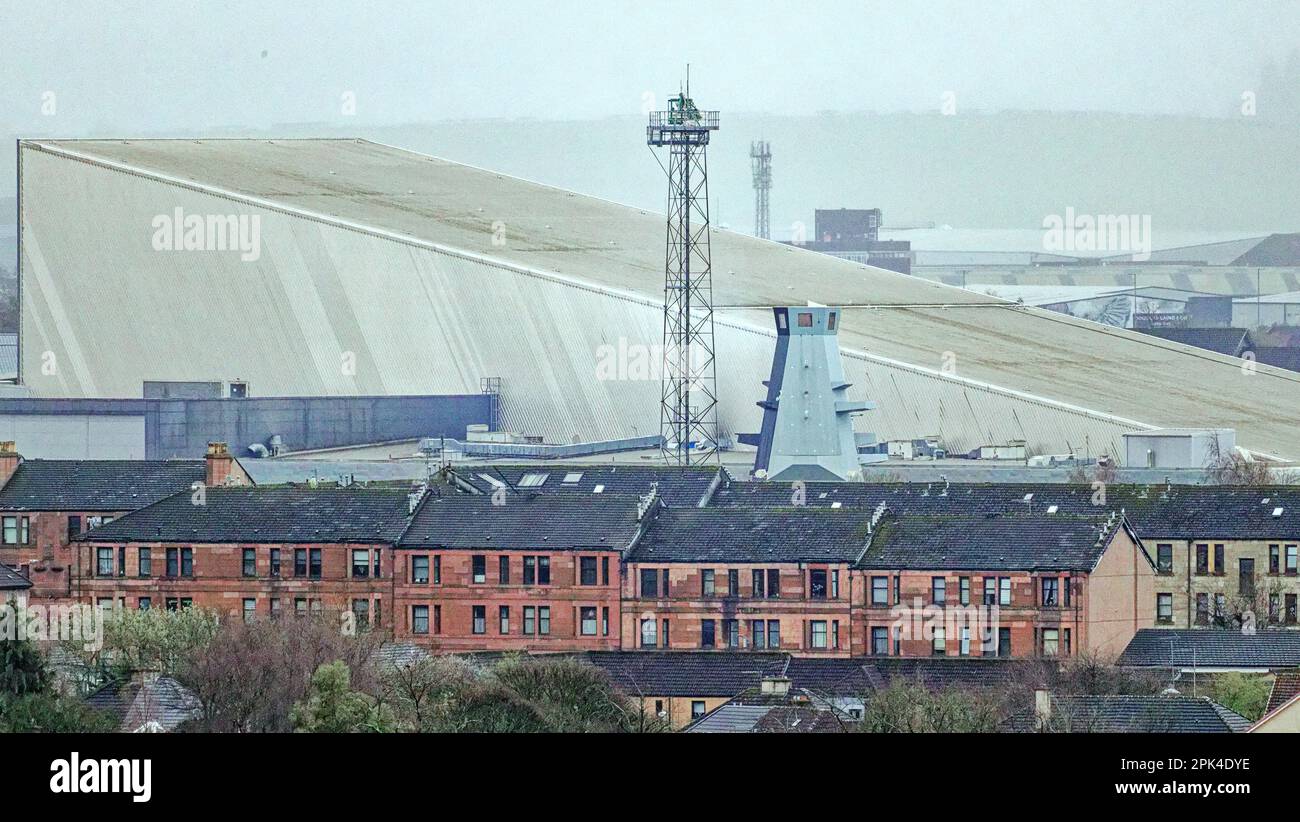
[0,389,492,459]
[785,208,912,273]
[16,139,1300,462]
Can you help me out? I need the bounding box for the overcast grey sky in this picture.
[3,0,1299,133]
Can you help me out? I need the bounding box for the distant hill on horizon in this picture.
[3,110,1297,234]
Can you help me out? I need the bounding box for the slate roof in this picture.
[585,652,1027,698]
[750,704,849,733]
[1119,629,1300,669]
[374,642,434,670]
[450,464,718,507]
[85,676,203,733]
[585,652,789,697]
[0,459,205,512]
[1136,327,1252,357]
[686,688,857,733]
[783,657,877,695]
[716,480,1300,542]
[859,512,1123,571]
[774,657,1029,699]
[685,703,775,733]
[1117,486,1300,539]
[75,487,412,544]
[1044,694,1248,733]
[631,507,871,564]
[861,657,1030,691]
[0,562,31,590]
[1264,670,1300,716]
[400,491,646,550]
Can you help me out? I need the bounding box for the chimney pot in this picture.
[205,442,234,487]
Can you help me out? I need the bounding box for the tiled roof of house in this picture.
[686,688,858,733]
[858,512,1122,571]
[714,480,1300,541]
[585,652,1028,699]
[1045,694,1248,733]
[1119,629,1300,668]
[450,464,718,507]
[862,657,1030,691]
[0,562,31,590]
[1264,670,1300,716]
[783,657,877,695]
[1118,486,1300,539]
[75,487,412,544]
[788,657,1012,696]
[630,507,871,564]
[684,703,776,733]
[399,491,647,550]
[85,676,203,732]
[750,704,849,733]
[0,459,205,512]
[585,651,789,697]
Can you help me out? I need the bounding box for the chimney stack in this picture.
[0,442,22,488]
[760,676,792,697]
[205,442,233,487]
[1034,688,1052,731]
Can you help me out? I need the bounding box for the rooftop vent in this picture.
[637,483,659,521]
[867,501,888,534]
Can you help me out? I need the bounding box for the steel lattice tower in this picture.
[647,90,721,466]
[750,140,772,240]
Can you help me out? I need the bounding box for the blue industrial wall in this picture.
[0,394,494,459]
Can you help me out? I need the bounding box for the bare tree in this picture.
[178,612,382,733]
[1205,432,1275,485]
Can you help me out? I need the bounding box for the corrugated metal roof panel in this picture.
[17,139,1300,461]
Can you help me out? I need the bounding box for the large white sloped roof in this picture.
[17,138,1300,461]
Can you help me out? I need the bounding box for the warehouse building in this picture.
[16,139,1300,462]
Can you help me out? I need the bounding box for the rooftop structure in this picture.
[752,306,881,481]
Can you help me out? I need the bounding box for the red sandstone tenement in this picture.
[57,462,1163,660]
